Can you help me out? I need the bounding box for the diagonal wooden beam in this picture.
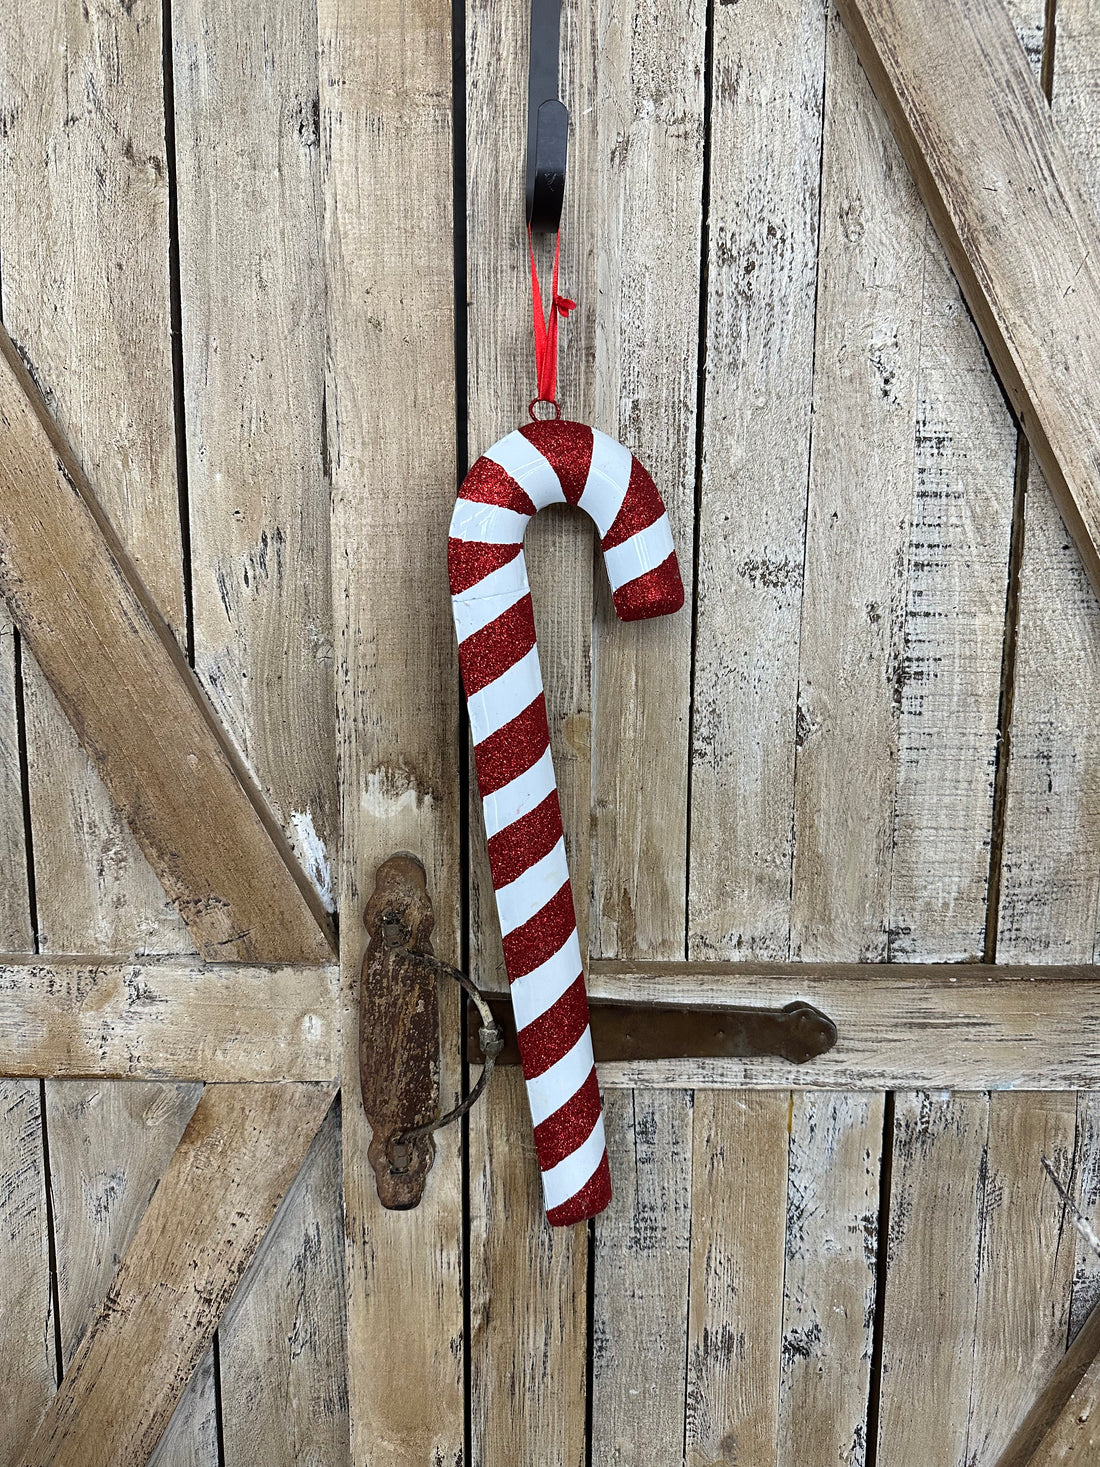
[0,957,338,1082]
[992,1298,1100,1467]
[835,0,1100,600]
[0,324,333,964]
[16,1081,336,1467]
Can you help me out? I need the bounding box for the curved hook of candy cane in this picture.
[448,420,684,1226]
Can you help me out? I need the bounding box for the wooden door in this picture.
[3,1,1100,1465]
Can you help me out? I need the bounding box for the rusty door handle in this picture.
[359,853,502,1210]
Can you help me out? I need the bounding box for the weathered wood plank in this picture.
[219,1102,350,1467]
[0,325,334,965]
[16,1081,336,1467]
[874,1092,989,1466]
[170,4,345,1450]
[588,0,705,962]
[0,958,338,1081]
[468,1071,587,1467]
[591,1090,693,1467]
[319,0,464,1459]
[791,4,1014,964]
[834,0,1100,602]
[173,0,336,912]
[777,1092,883,1467]
[688,0,825,959]
[585,961,1100,1089]
[992,1305,1100,1467]
[0,0,189,956]
[963,1092,1079,1466]
[0,1080,55,1463]
[684,1091,786,1467]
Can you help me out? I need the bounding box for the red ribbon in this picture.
[528,228,576,408]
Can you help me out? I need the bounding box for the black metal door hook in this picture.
[526,0,569,233]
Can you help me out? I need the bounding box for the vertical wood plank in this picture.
[587,0,705,963]
[463,0,594,1454]
[591,1090,693,1467]
[688,0,825,960]
[219,1104,349,1467]
[0,0,190,955]
[875,1092,989,1467]
[170,5,346,1457]
[0,5,215,1460]
[468,1071,588,1467]
[319,0,464,1461]
[778,1092,883,1467]
[0,1080,54,1463]
[684,1091,786,1467]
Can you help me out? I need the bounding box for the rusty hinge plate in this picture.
[468,995,837,1066]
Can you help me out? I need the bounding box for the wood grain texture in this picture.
[688,0,825,959]
[319,0,464,1460]
[170,5,346,1450]
[468,1071,587,1467]
[588,0,705,962]
[0,1080,55,1463]
[17,1081,336,1467]
[835,0,1100,603]
[0,325,334,965]
[777,1092,883,1467]
[173,0,336,911]
[591,1090,693,1467]
[684,1091,786,1467]
[585,960,1100,1089]
[0,958,338,1081]
[0,0,189,957]
[219,1102,350,1467]
[791,4,1014,964]
[874,1092,989,1466]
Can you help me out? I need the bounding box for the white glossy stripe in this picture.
[495,836,570,937]
[449,497,529,545]
[603,512,676,591]
[482,745,556,839]
[541,1110,607,1212]
[577,429,633,536]
[484,430,566,510]
[510,928,583,1030]
[467,642,543,745]
[453,579,530,643]
[525,1027,596,1127]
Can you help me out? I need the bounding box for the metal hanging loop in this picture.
[526,0,568,233]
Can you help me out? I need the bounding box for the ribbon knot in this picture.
[528,228,574,407]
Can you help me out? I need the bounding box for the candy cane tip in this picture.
[612,551,685,622]
[545,1153,613,1227]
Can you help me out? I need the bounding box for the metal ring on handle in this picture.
[386,958,504,1174]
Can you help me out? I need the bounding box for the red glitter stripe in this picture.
[545,1149,612,1226]
[486,789,563,889]
[520,420,594,506]
[448,539,523,596]
[612,551,685,622]
[502,878,577,978]
[460,456,537,516]
[472,695,550,796]
[516,973,590,1079]
[457,594,537,696]
[533,1067,602,1170]
[601,455,665,550]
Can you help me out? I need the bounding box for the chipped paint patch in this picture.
[361,766,437,820]
[290,809,335,912]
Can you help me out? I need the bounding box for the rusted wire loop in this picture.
[387,957,504,1173]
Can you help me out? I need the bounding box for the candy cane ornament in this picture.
[449,418,685,1225]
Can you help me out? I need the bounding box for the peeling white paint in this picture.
[361,767,436,820]
[290,809,335,912]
